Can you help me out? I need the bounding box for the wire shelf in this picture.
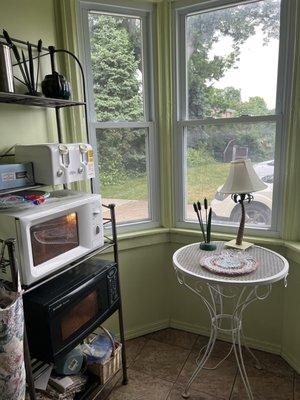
[0,92,85,108]
[0,184,43,196]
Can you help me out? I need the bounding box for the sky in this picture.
[211,27,279,110]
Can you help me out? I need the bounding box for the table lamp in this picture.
[220,158,267,250]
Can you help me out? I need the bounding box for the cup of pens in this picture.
[193,199,217,251]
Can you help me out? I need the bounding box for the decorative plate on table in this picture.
[200,250,258,276]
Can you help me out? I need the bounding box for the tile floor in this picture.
[102,328,298,400]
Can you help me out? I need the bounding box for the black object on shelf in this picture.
[42,72,71,100]
[41,46,71,100]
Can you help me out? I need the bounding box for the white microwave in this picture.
[0,192,104,286]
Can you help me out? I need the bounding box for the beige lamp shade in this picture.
[220,159,267,194]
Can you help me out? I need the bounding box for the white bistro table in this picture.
[173,241,289,400]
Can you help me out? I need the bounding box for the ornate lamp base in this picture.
[225,239,254,251]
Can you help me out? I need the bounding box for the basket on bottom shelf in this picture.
[83,327,122,385]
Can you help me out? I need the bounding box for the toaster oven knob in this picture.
[95,226,100,234]
[78,166,84,174]
[57,169,63,177]
[58,144,69,155]
[79,144,88,153]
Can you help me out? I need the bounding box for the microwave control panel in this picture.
[107,266,119,305]
[91,203,104,247]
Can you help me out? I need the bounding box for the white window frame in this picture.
[173,0,295,237]
[77,0,160,232]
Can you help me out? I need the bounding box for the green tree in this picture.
[238,96,271,116]
[187,0,280,118]
[89,15,143,121]
[89,14,145,185]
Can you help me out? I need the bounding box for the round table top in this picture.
[173,241,289,286]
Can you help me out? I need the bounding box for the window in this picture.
[175,0,289,234]
[80,2,158,228]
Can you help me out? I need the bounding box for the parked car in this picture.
[211,160,274,226]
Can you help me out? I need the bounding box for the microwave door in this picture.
[49,277,109,360]
[30,213,79,267]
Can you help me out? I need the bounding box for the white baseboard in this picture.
[122,318,170,340]
[169,319,282,354]
[114,318,300,373]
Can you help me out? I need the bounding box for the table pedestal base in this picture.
[174,274,272,400]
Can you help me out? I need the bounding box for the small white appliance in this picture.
[0,191,103,285]
[15,143,95,185]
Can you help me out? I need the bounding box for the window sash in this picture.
[174,0,292,236]
[78,1,159,230]
[175,123,284,237]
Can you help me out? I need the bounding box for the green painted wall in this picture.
[282,260,300,370]
[103,243,170,337]
[0,0,57,150]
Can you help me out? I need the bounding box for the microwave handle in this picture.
[52,279,96,310]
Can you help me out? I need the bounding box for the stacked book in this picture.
[34,375,88,400]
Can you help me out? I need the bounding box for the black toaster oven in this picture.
[23,258,120,362]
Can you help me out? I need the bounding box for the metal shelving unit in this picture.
[0,35,128,400]
[0,205,128,399]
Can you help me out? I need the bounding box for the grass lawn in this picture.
[101,162,230,203]
[187,162,230,203]
[102,175,148,200]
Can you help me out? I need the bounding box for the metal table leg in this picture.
[174,271,272,400]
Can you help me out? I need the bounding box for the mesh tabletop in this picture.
[173,241,289,286]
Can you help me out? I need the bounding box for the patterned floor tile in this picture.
[131,339,190,382]
[230,365,294,400]
[125,336,148,366]
[167,383,226,400]
[294,373,300,400]
[150,328,199,350]
[105,368,173,400]
[177,350,237,399]
[243,348,294,378]
[193,335,234,360]
[104,331,297,400]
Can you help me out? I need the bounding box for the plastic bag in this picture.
[82,332,114,365]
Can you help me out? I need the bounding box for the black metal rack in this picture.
[0,35,128,399]
[0,205,128,399]
[0,33,90,144]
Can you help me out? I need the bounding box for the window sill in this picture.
[169,228,283,247]
[106,227,170,252]
[103,226,300,264]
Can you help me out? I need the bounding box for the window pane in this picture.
[186,0,281,119]
[185,121,276,228]
[96,128,149,223]
[88,12,144,121]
